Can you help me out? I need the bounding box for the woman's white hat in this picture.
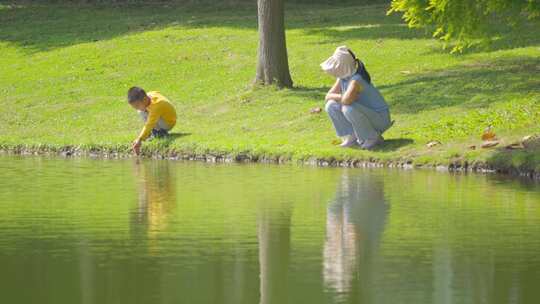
[320,46,356,79]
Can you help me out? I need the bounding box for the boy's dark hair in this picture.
[346,49,372,84]
[127,86,147,103]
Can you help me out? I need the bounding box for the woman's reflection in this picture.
[323,170,389,303]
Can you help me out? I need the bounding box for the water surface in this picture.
[0,156,539,304]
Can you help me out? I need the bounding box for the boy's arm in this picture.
[136,110,160,142]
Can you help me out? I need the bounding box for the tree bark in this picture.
[255,0,293,88]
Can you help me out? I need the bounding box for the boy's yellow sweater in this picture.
[137,91,177,141]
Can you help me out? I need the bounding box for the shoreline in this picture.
[2,145,538,181]
[2,3,538,183]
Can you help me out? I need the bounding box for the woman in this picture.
[321,46,392,149]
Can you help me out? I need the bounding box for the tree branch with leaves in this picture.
[389,0,539,52]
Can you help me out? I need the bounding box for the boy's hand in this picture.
[132,139,142,155]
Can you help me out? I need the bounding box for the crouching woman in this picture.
[321,46,392,150]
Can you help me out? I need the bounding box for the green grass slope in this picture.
[0,2,538,173]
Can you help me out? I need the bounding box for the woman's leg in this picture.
[325,100,354,137]
[341,104,389,141]
[374,110,392,134]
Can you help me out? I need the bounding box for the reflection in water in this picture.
[323,170,388,303]
[1,157,540,304]
[258,200,292,304]
[78,240,95,304]
[130,159,177,253]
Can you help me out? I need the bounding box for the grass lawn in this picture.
[0,2,539,172]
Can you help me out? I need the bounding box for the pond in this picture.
[0,156,539,304]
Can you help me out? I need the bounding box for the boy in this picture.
[127,86,177,155]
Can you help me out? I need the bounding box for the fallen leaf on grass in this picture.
[400,70,412,75]
[310,107,322,114]
[468,145,477,150]
[481,126,496,141]
[481,140,499,149]
[426,140,441,148]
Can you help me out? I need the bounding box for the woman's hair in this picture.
[347,49,371,84]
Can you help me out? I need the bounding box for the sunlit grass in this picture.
[0,2,538,171]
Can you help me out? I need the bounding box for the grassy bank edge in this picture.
[1,142,538,180]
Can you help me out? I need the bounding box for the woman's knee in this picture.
[341,104,356,117]
[325,99,340,113]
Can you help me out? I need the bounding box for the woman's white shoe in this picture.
[361,136,384,150]
[339,135,358,148]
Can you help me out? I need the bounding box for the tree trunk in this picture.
[255,0,293,88]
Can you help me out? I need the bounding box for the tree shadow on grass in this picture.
[0,3,441,54]
[290,56,538,115]
[379,56,540,114]
[423,19,540,55]
[0,2,258,52]
[0,3,410,53]
[1,2,537,54]
[293,3,538,52]
[302,23,428,44]
[289,86,327,101]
